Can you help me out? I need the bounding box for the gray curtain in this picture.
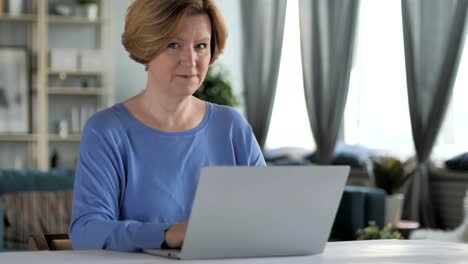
[401,0,468,227]
[299,0,360,164]
[240,0,287,149]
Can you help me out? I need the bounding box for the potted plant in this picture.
[356,221,404,240]
[193,64,238,107]
[368,156,412,226]
[78,0,99,20]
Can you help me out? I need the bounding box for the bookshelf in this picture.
[0,0,115,169]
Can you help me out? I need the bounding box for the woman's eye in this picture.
[168,43,180,49]
[196,43,207,50]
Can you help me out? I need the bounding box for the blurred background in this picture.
[0,0,467,251]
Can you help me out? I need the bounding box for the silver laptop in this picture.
[144,166,349,260]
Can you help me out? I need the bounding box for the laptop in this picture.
[144,166,349,260]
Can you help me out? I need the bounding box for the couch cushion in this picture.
[0,191,73,250]
[445,152,468,171]
[331,186,386,241]
[304,143,376,169]
[0,169,74,195]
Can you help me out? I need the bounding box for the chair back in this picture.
[28,233,72,251]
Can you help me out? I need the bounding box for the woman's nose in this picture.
[180,47,196,67]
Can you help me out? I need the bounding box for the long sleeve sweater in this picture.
[69,102,266,251]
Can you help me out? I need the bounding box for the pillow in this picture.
[445,152,468,171]
[333,153,366,168]
[304,142,375,169]
[0,191,73,250]
[263,147,312,162]
[266,158,311,166]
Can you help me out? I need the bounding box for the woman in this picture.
[69,0,265,252]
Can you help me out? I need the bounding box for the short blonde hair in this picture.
[122,0,227,65]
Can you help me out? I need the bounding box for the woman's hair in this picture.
[122,0,227,65]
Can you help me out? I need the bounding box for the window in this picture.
[266,0,468,161]
[433,38,468,161]
[346,0,468,160]
[265,0,314,151]
[344,0,413,158]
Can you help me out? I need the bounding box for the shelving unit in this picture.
[48,70,106,75]
[48,15,104,24]
[48,134,81,142]
[0,14,36,22]
[0,134,37,142]
[47,87,104,95]
[0,0,115,169]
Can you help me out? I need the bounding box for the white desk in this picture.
[1,240,467,263]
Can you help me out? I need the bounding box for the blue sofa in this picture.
[0,169,75,251]
[264,156,386,240]
[331,186,386,240]
[0,169,385,250]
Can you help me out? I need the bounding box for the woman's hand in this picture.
[164,222,188,249]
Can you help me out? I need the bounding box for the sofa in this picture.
[0,168,386,251]
[331,186,386,240]
[430,166,468,229]
[265,156,385,240]
[0,169,75,251]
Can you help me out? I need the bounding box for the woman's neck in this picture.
[124,89,205,132]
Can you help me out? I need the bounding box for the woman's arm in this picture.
[233,118,267,166]
[69,122,171,251]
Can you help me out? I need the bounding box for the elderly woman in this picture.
[69,0,265,252]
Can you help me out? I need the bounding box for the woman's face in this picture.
[147,14,212,98]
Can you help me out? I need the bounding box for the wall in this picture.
[213,0,244,113]
[113,0,145,103]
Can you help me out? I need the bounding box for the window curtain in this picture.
[401,0,468,227]
[240,0,287,149]
[299,0,360,164]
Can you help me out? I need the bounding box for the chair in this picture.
[28,233,73,251]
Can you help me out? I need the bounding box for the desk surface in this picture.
[1,239,467,263]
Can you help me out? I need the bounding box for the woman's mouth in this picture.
[176,74,197,79]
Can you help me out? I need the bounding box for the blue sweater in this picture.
[69,102,266,251]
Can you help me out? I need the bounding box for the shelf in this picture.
[48,87,104,95]
[0,14,36,22]
[0,134,37,142]
[48,15,104,25]
[48,134,81,142]
[48,70,105,76]
[0,14,104,24]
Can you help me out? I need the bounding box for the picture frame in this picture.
[0,47,30,133]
